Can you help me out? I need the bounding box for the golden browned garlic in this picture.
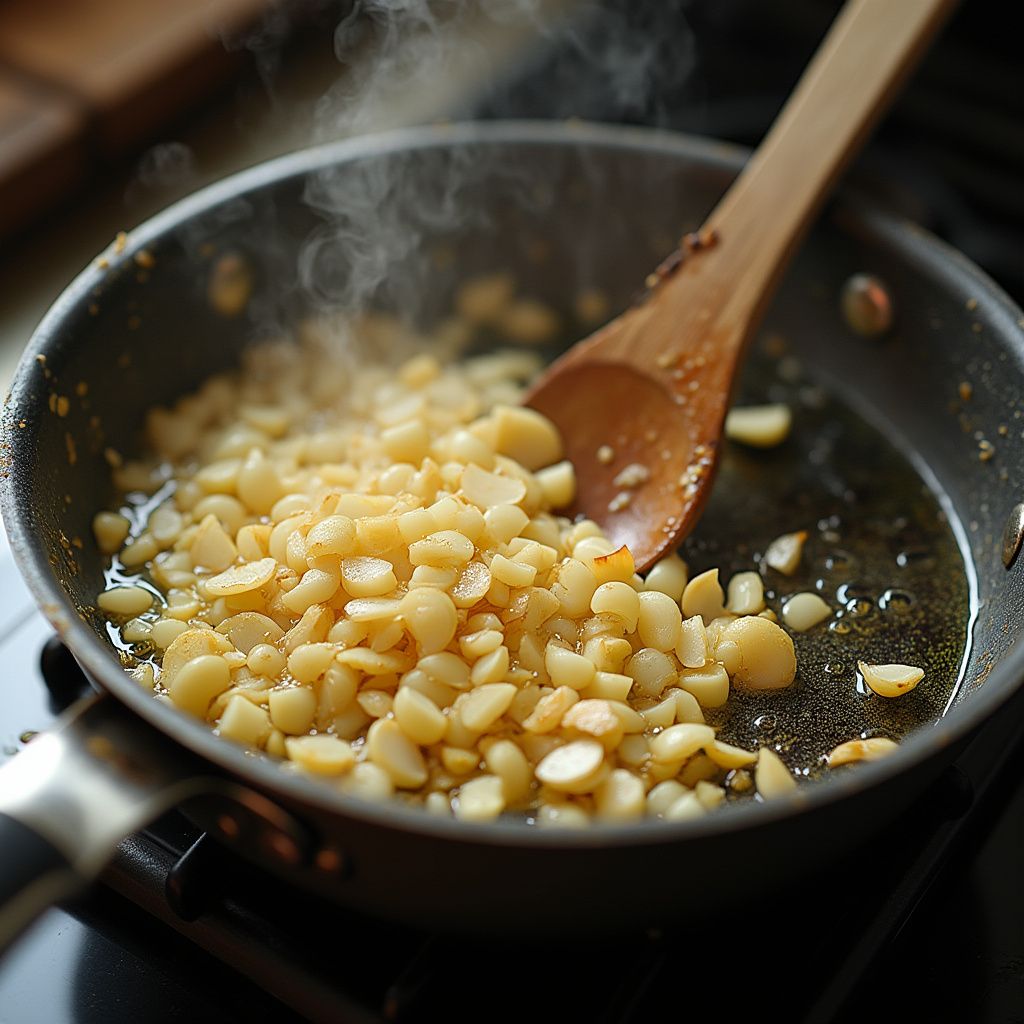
[93,300,894,825]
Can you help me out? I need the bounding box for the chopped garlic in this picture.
[764,530,807,575]
[827,736,898,767]
[612,462,650,488]
[95,303,829,825]
[755,747,796,799]
[781,592,831,631]
[859,661,925,698]
[725,404,792,448]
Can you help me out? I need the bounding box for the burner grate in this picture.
[21,615,1024,1023]
[75,656,1024,1023]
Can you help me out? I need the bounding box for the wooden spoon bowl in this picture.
[527,237,733,570]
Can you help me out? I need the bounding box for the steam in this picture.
[124,141,198,210]
[485,1,699,123]
[313,0,697,140]
[314,1,550,139]
[120,2,698,334]
[301,143,474,314]
[298,0,698,323]
[134,141,197,189]
[226,2,309,94]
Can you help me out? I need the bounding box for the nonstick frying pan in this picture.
[1,121,1022,948]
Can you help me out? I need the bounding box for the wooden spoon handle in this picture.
[705,0,955,333]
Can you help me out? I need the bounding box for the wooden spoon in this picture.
[525,0,953,571]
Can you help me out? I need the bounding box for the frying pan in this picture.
[1,121,1022,948]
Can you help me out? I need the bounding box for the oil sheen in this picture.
[686,343,973,777]
[101,339,974,788]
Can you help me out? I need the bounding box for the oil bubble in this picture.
[879,588,914,613]
[896,547,935,569]
[845,597,874,617]
[854,667,871,696]
[824,550,856,573]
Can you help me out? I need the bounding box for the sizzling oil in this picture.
[688,344,972,776]
[99,338,974,787]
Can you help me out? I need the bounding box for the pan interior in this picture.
[682,340,974,769]
[102,324,975,787]
[97,247,973,793]
[3,124,1019,832]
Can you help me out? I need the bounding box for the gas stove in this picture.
[3,526,1024,1023]
[3,2,1024,1020]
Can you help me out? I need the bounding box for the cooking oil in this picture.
[98,332,975,790]
[687,341,974,775]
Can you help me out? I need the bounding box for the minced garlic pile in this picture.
[93,310,901,825]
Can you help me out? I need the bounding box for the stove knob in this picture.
[39,635,91,711]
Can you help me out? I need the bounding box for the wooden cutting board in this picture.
[0,68,86,238]
[0,0,270,239]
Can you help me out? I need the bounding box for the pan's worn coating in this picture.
[1,122,1023,936]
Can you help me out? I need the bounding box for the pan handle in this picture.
[0,691,215,950]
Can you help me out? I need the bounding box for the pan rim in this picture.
[2,118,1021,849]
